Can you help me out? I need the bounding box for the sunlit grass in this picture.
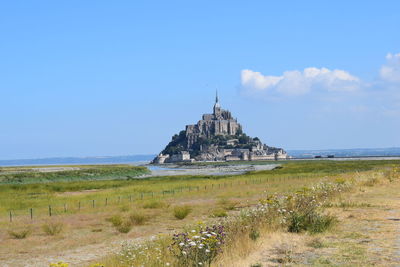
[1,160,398,219]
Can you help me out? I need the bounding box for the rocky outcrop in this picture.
[152,94,287,163]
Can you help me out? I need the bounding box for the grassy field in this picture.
[0,164,149,184]
[0,159,399,266]
[1,160,397,217]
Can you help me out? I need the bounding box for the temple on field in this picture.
[152,93,287,163]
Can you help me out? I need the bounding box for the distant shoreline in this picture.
[1,148,400,167]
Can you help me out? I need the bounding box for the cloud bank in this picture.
[241,68,360,96]
[241,53,399,97]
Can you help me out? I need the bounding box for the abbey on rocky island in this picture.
[152,93,288,164]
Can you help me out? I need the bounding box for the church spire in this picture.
[213,90,221,114]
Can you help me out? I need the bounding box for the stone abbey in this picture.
[152,93,287,164]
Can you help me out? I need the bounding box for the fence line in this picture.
[5,175,299,222]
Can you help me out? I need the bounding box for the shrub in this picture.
[173,205,191,220]
[249,228,260,241]
[250,264,262,267]
[106,215,123,227]
[288,211,336,234]
[116,220,132,234]
[211,208,227,218]
[43,222,64,236]
[142,200,167,209]
[8,228,30,239]
[129,211,148,225]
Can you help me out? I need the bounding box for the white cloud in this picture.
[241,67,360,96]
[380,53,400,83]
[241,69,282,90]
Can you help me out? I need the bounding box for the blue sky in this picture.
[1,1,399,159]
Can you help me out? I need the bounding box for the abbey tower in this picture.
[153,93,287,164]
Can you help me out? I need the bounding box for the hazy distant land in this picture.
[1,147,399,166]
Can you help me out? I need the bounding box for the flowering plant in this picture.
[170,225,225,267]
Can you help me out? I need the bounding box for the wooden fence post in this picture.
[30,208,33,220]
[9,211,12,222]
[48,205,52,217]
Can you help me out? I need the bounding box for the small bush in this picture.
[8,228,30,239]
[309,214,336,234]
[173,205,191,220]
[129,211,148,225]
[288,211,336,234]
[211,208,227,218]
[42,222,64,236]
[249,228,260,241]
[116,221,132,233]
[250,264,262,267]
[106,215,123,227]
[91,228,103,232]
[142,200,167,209]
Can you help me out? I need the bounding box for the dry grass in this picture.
[115,221,132,234]
[129,211,148,225]
[0,161,398,266]
[8,228,31,239]
[215,170,400,267]
[142,200,168,209]
[173,205,192,219]
[42,222,64,236]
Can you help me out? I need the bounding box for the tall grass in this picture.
[99,177,351,267]
[42,222,64,236]
[173,205,191,219]
[2,160,395,217]
[129,211,148,225]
